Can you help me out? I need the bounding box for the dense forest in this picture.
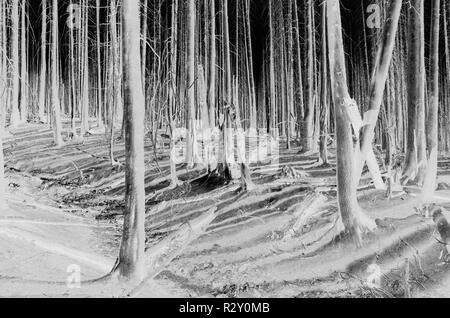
[0,0,450,298]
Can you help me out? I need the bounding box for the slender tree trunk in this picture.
[96,0,104,128]
[245,0,256,130]
[51,0,63,147]
[81,0,89,135]
[109,0,119,164]
[355,0,402,185]
[0,0,5,209]
[286,0,294,150]
[207,0,216,131]
[293,0,304,141]
[327,0,376,247]
[185,0,196,166]
[20,0,27,123]
[141,0,148,90]
[0,0,6,133]
[168,0,181,187]
[422,0,440,201]
[115,0,146,282]
[303,0,315,153]
[319,0,329,165]
[10,0,20,127]
[39,0,47,123]
[268,0,276,138]
[403,0,426,184]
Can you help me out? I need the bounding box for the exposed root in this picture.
[168,179,184,190]
[349,208,378,247]
[280,165,310,180]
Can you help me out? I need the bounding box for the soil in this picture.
[1,122,450,298]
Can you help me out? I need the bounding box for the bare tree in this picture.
[51,0,63,147]
[10,0,20,127]
[39,0,47,122]
[114,0,146,282]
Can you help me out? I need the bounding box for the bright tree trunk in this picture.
[422,0,440,201]
[403,0,427,184]
[303,0,315,153]
[96,0,104,128]
[10,0,20,127]
[51,0,63,147]
[168,0,181,187]
[39,0,47,123]
[185,0,197,166]
[116,0,146,282]
[20,0,27,123]
[327,0,376,247]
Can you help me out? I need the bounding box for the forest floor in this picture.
[1,122,450,298]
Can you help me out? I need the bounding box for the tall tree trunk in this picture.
[356,0,402,185]
[245,0,257,130]
[0,0,5,209]
[10,0,20,127]
[422,0,440,201]
[115,0,146,282]
[293,0,304,141]
[20,0,27,123]
[96,0,104,128]
[268,0,276,139]
[302,0,315,153]
[207,0,216,131]
[39,0,47,123]
[185,0,197,166]
[403,0,427,184]
[168,0,181,188]
[51,0,63,147]
[80,0,89,136]
[108,0,119,164]
[319,0,329,165]
[327,0,376,247]
[286,0,294,150]
[141,0,148,90]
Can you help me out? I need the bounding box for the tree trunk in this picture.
[303,0,315,153]
[185,0,197,166]
[327,0,376,247]
[422,0,440,201]
[403,0,427,184]
[319,0,329,165]
[20,0,27,123]
[10,0,20,127]
[51,0,63,147]
[268,0,276,138]
[39,0,47,123]
[168,0,181,188]
[356,0,402,186]
[96,0,104,128]
[115,0,146,283]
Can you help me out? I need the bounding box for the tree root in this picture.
[347,208,378,247]
[280,165,310,180]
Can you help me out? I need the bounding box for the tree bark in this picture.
[39,0,47,123]
[422,0,440,201]
[51,0,63,147]
[327,0,376,247]
[10,0,20,127]
[403,0,427,184]
[116,0,146,282]
[356,0,402,186]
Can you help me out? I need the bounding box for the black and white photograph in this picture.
[0,0,450,301]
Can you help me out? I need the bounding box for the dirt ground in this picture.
[1,122,450,298]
